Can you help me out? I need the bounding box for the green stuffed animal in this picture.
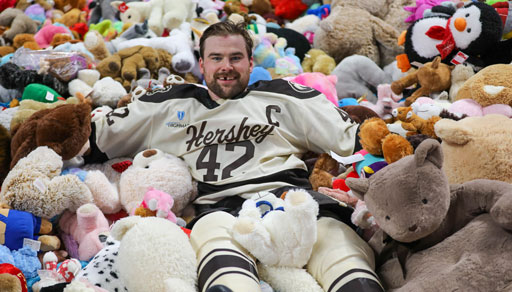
[346,139,512,291]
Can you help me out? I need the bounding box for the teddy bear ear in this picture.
[111,1,122,9]
[345,177,369,200]
[434,118,472,145]
[414,139,443,169]
[110,216,141,241]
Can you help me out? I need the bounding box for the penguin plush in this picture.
[401,2,503,69]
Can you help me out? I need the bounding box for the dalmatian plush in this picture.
[76,237,126,292]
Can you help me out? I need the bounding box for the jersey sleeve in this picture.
[295,94,360,156]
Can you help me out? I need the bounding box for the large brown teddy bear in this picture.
[346,139,512,291]
[434,114,512,184]
[313,0,408,67]
[455,63,512,107]
[10,103,92,169]
[96,45,160,90]
[0,8,40,43]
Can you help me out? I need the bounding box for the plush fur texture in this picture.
[232,190,323,292]
[119,149,197,215]
[309,153,339,191]
[391,56,453,106]
[346,139,512,291]
[9,103,91,169]
[111,216,197,292]
[76,237,125,292]
[313,0,402,67]
[434,114,512,184]
[456,63,512,107]
[59,204,110,261]
[0,124,10,185]
[0,146,93,218]
[0,8,39,42]
[331,55,393,103]
[0,63,68,97]
[358,117,414,164]
[449,63,474,101]
[360,84,404,120]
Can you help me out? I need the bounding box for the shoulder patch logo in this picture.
[177,111,185,121]
[288,81,315,94]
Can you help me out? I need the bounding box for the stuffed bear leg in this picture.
[190,211,261,292]
[307,217,384,292]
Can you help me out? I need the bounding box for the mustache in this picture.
[214,71,240,79]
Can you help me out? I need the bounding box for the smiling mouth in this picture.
[218,76,236,81]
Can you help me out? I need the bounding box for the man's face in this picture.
[200,35,253,100]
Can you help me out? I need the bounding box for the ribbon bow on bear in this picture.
[425,18,456,59]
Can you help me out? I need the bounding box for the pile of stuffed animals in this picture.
[1,0,512,291]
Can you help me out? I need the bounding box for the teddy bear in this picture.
[112,22,197,74]
[0,146,94,219]
[448,63,474,101]
[0,263,27,292]
[455,63,512,107]
[119,148,197,217]
[110,216,197,292]
[241,0,272,16]
[0,8,40,43]
[301,48,336,76]
[53,0,86,12]
[0,206,61,252]
[285,14,321,44]
[313,0,403,67]
[15,0,53,11]
[391,56,453,106]
[58,203,110,261]
[271,0,308,20]
[231,190,324,292]
[346,139,512,291]
[434,114,512,184]
[0,34,41,56]
[9,103,91,169]
[54,8,87,28]
[111,0,195,36]
[96,45,160,91]
[392,106,441,138]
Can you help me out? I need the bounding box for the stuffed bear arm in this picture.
[453,179,512,230]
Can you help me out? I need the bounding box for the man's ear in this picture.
[249,56,254,73]
[199,57,204,75]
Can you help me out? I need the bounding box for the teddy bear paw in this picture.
[286,190,308,206]
[233,217,256,235]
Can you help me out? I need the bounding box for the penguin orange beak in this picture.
[454,17,467,32]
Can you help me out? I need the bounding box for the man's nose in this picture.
[219,59,234,71]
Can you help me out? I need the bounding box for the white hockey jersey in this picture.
[88,79,359,204]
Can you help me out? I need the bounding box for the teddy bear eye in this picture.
[385,215,390,220]
[467,28,471,33]
[465,13,469,17]
[422,198,428,204]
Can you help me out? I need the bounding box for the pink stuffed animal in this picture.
[34,21,72,48]
[287,72,338,105]
[449,99,512,117]
[403,0,445,23]
[58,203,110,261]
[360,84,404,119]
[137,187,177,223]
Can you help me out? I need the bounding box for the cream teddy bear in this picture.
[232,190,323,292]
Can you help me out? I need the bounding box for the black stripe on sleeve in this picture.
[328,269,381,292]
[198,253,259,290]
[353,124,362,153]
[84,122,109,164]
[196,168,312,199]
[244,79,322,100]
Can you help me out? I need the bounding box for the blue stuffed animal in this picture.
[0,245,41,279]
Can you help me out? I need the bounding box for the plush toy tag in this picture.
[45,91,55,102]
[33,178,48,194]
[450,51,469,65]
[23,238,41,252]
[118,2,128,13]
[330,151,364,165]
[63,4,71,12]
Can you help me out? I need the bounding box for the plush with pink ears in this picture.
[137,187,177,223]
[360,84,404,120]
[59,203,110,261]
[34,21,72,48]
[287,72,338,105]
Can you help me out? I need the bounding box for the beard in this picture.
[205,71,248,99]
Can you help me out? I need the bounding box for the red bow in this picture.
[111,160,133,173]
[118,2,128,13]
[425,18,456,59]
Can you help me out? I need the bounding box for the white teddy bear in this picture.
[111,216,197,292]
[119,148,197,216]
[0,146,94,218]
[232,189,324,292]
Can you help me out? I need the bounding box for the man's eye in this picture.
[231,56,241,61]
[212,57,222,61]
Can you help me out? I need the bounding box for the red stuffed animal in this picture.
[270,0,307,20]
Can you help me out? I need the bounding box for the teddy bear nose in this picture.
[454,17,467,32]
[409,224,418,232]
